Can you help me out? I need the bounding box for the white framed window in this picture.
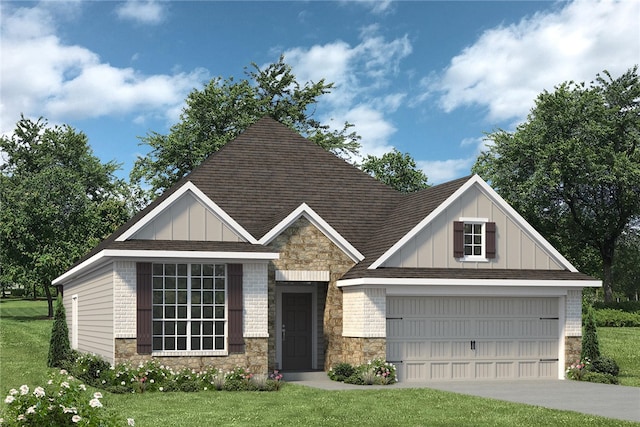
[151,263,226,352]
[464,222,485,258]
[454,218,496,261]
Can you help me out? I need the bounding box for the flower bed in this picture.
[328,359,397,385]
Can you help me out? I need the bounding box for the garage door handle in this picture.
[470,340,476,350]
[539,358,559,362]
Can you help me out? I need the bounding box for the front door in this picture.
[282,293,312,371]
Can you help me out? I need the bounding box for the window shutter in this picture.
[453,221,464,258]
[136,262,152,354]
[227,264,244,353]
[486,222,496,259]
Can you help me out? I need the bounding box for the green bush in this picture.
[47,295,71,368]
[581,308,600,361]
[581,371,619,384]
[593,300,640,313]
[590,356,620,376]
[328,363,356,382]
[593,308,640,327]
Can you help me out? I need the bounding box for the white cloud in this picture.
[0,3,207,133]
[430,0,640,123]
[419,158,474,185]
[116,1,166,25]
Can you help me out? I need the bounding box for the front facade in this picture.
[54,117,599,381]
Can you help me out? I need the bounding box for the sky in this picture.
[1,0,638,184]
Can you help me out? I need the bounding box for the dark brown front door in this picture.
[282,293,312,371]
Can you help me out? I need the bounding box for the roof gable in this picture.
[369,175,578,272]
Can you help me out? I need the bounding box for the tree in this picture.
[360,148,429,193]
[131,56,361,196]
[0,117,131,317]
[473,66,640,302]
[48,294,71,368]
[613,225,640,300]
[581,307,600,362]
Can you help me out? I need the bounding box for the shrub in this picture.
[593,300,640,313]
[581,308,600,361]
[47,295,71,368]
[590,356,620,376]
[593,308,640,327]
[328,363,356,382]
[581,371,619,385]
[0,369,134,426]
[566,359,590,381]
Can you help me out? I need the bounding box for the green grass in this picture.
[599,327,640,387]
[1,299,639,427]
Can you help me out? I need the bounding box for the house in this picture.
[53,117,600,382]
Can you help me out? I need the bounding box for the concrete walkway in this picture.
[286,373,640,423]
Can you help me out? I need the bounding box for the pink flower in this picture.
[72,415,81,423]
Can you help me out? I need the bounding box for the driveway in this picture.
[289,375,640,423]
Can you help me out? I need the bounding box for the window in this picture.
[151,263,226,352]
[454,220,496,260]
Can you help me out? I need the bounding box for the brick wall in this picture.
[243,263,269,338]
[114,261,136,338]
[565,290,582,337]
[343,287,386,338]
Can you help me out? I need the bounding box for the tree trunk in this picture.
[44,284,54,318]
[602,257,614,303]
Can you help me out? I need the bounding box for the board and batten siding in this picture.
[131,191,244,242]
[383,185,564,270]
[63,263,115,364]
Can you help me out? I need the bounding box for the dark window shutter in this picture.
[453,221,464,258]
[227,264,244,353]
[136,262,152,354]
[486,222,496,259]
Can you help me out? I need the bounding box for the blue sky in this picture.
[1,1,638,184]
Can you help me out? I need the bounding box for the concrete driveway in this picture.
[288,374,640,423]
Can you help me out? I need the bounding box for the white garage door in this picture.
[386,297,560,381]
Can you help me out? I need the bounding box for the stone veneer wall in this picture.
[115,338,268,373]
[565,336,582,369]
[564,290,583,374]
[341,338,386,366]
[266,216,356,370]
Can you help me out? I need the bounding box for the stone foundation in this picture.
[114,338,268,374]
[339,337,386,367]
[565,336,582,367]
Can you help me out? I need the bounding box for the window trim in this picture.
[458,217,490,262]
[150,262,229,356]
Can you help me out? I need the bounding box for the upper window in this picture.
[152,263,226,352]
[454,219,496,261]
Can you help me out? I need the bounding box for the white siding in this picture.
[243,263,269,338]
[565,290,582,336]
[114,261,137,338]
[343,287,386,338]
[63,264,115,364]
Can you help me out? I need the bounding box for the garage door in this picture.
[386,297,559,381]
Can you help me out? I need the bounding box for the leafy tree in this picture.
[360,148,429,193]
[48,294,71,368]
[473,66,640,302]
[613,225,640,300]
[131,56,361,196]
[581,307,600,362]
[0,117,131,317]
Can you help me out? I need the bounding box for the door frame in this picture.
[276,284,317,370]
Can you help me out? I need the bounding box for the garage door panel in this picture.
[387,297,560,381]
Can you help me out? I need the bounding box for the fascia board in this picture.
[368,175,479,269]
[116,181,258,244]
[336,277,602,288]
[258,203,364,262]
[52,249,279,286]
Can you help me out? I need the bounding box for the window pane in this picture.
[177,278,187,289]
[474,235,482,244]
[215,337,224,350]
[464,246,472,256]
[165,264,176,276]
[191,291,201,304]
[203,278,213,289]
[191,322,200,335]
[177,306,187,319]
[177,291,187,304]
[215,278,225,289]
[153,264,163,275]
[153,291,163,304]
[215,291,225,304]
[164,337,175,350]
[215,265,225,276]
[153,337,163,351]
[177,321,187,335]
[203,321,214,335]
[464,235,472,244]
[464,224,472,233]
[191,337,200,350]
[203,264,214,277]
[191,306,201,319]
[191,278,201,289]
[164,321,175,335]
[203,337,213,350]
[177,337,187,350]
[153,277,163,289]
[165,291,175,304]
[215,306,224,319]
[177,264,187,276]
[165,306,175,319]
[215,321,224,335]
[474,224,482,234]
[203,291,213,304]
[203,306,213,318]
[165,277,176,289]
[153,306,163,319]
[191,264,201,276]
[153,321,163,335]
[474,246,482,255]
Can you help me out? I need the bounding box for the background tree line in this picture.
[1,59,637,315]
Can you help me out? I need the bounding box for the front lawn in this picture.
[1,299,639,426]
